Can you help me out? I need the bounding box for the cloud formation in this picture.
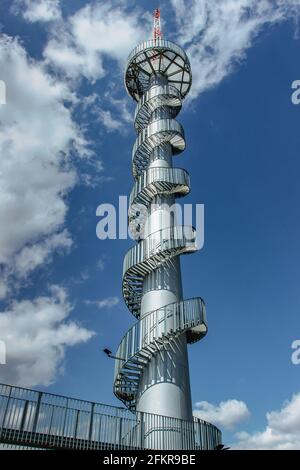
[170,0,300,99]
[0,286,94,387]
[84,297,120,310]
[194,399,250,430]
[0,35,87,298]
[195,394,300,449]
[13,0,62,23]
[233,393,300,449]
[44,3,151,82]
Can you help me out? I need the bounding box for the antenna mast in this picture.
[153,8,162,41]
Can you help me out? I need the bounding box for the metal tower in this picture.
[114,10,207,424]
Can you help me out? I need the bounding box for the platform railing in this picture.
[0,383,221,450]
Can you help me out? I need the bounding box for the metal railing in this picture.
[126,40,190,71]
[114,298,207,408]
[134,84,182,132]
[125,39,192,101]
[122,225,198,318]
[132,118,185,177]
[129,166,190,209]
[0,383,221,450]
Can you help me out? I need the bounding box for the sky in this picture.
[0,0,300,450]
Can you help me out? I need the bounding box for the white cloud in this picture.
[171,0,300,99]
[233,393,300,449]
[13,0,61,23]
[98,109,123,133]
[84,297,120,309]
[97,257,105,271]
[80,91,133,135]
[104,93,133,132]
[0,35,88,296]
[44,3,151,81]
[0,285,94,387]
[0,281,8,300]
[13,229,72,278]
[109,96,133,125]
[194,399,250,430]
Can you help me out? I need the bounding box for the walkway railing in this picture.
[0,383,221,450]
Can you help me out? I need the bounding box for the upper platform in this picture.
[124,39,192,101]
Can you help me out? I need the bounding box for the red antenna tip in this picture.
[153,8,162,41]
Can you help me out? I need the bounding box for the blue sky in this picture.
[0,0,300,449]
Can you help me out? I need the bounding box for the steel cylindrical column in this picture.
[136,75,192,421]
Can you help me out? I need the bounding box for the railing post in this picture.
[1,386,12,430]
[48,406,55,435]
[88,402,95,444]
[20,400,29,432]
[74,409,80,439]
[62,398,68,438]
[180,419,184,450]
[118,417,123,448]
[32,391,42,433]
[139,412,144,449]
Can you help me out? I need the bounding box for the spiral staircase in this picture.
[113,39,208,412]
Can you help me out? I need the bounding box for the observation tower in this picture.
[114,9,207,430]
